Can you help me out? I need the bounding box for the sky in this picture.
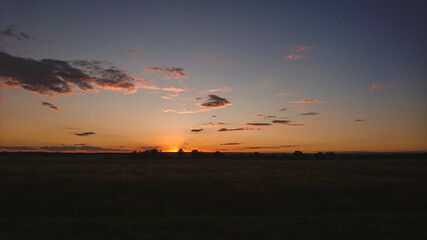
[0,0,426,153]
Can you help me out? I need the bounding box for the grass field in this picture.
[1,154,426,239]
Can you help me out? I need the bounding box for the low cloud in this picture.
[370,83,385,91]
[301,112,320,116]
[253,114,276,119]
[246,123,272,126]
[0,51,142,96]
[190,128,204,132]
[147,66,188,79]
[199,94,231,108]
[353,119,366,122]
[272,120,305,126]
[0,145,37,150]
[41,101,60,111]
[217,127,255,132]
[72,132,96,136]
[289,99,326,103]
[0,26,40,42]
[220,143,241,145]
[243,145,297,149]
[0,144,126,152]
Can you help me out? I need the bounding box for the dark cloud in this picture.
[272,120,305,126]
[301,112,320,116]
[190,128,204,132]
[72,132,96,136]
[246,123,272,126]
[353,119,366,122]
[220,143,241,145]
[0,51,141,96]
[0,146,37,150]
[0,26,38,41]
[200,94,231,108]
[243,145,297,149]
[217,127,255,132]
[147,66,188,79]
[39,145,124,152]
[41,101,60,111]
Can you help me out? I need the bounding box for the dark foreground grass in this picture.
[1,154,426,239]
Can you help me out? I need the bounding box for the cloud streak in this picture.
[217,127,255,132]
[301,112,320,116]
[370,83,385,91]
[199,94,231,108]
[41,101,60,111]
[72,132,96,136]
[272,120,305,126]
[147,66,188,79]
[190,128,204,132]
[289,99,326,103]
[246,123,272,126]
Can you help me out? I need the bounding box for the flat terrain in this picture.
[1,154,426,239]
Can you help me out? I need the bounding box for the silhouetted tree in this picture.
[252,151,260,158]
[213,151,223,158]
[325,151,335,159]
[293,150,304,159]
[191,150,201,159]
[314,152,325,160]
[177,149,185,159]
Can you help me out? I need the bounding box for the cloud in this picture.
[41,101,60,111]
[272,120,305,126]
[72,132,96,136]
[289,99,326,103]
[0,144,126,152]
[246,123,272,126]
[0,26,39,42]
[147,66,188,79]
[301,112,320,116]
[217,127,255,132]
[0,97,4,101]
[177,109,195,114]
[206,86,231,92]
[243,145,297,149]
[220,143,241,145]
[161,94,179,99]
[283,54,309,61]
[370,84,385,91]
[65,127,80,130]
[291,45,315,53]
[212,115,217,118]
[353,119,366,122]
[190,128,204,132]
[0,51,142,96]
[199,94,231,108]
[122,49,143,61]
[253,114,276,119]
[279,107,302,111]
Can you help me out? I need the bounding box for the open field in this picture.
[1,153,426,239]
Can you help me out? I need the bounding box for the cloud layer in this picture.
[41,101,60,111]
[147,66,188,79]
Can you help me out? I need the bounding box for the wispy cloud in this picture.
[190,128,204,132]
[206,86,231,92]
[289,99,326,103]
[0,51,142,96]
[220,143,241,145]
[217,127,255,132]
[276,92,290,97]
[279,107,302,111]
[370,83,385,91]
[72,132,96,136]
[147,66,188,79]
[243,145,297,149]
[290,45,315,52]
[283,54,309,61]
[161,94,179,99]
[252,114,276,119]
[122,49,144,61]
[246,123,272,126]
[272,120,305,126]
[301,112,320,116]
[0,26,40,42]
[41,101,60,111]
[0,144,126,152]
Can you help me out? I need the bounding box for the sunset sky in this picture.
[0,0,426,153]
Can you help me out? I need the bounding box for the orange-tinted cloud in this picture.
[0,51,141,96]
[199,94,231,108]
[243,145,297,149]
[283,54,309,61]
[206,86,231,92]
[41,101,60,111]
[370,84,385,91]
[147,66,188,79]
[252,114,276,119]
[217,127,255,132]
[289,99,326,103]
[291,45,315,52]
[272,120,305,126]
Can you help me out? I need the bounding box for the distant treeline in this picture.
[1,150,426,160]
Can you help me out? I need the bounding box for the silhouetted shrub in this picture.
[314,152,325,160]
[325,151,336,159]
[293,150,304,159]
[213,151,223,158]
[191,150,201,159]
[177,149,185,159]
